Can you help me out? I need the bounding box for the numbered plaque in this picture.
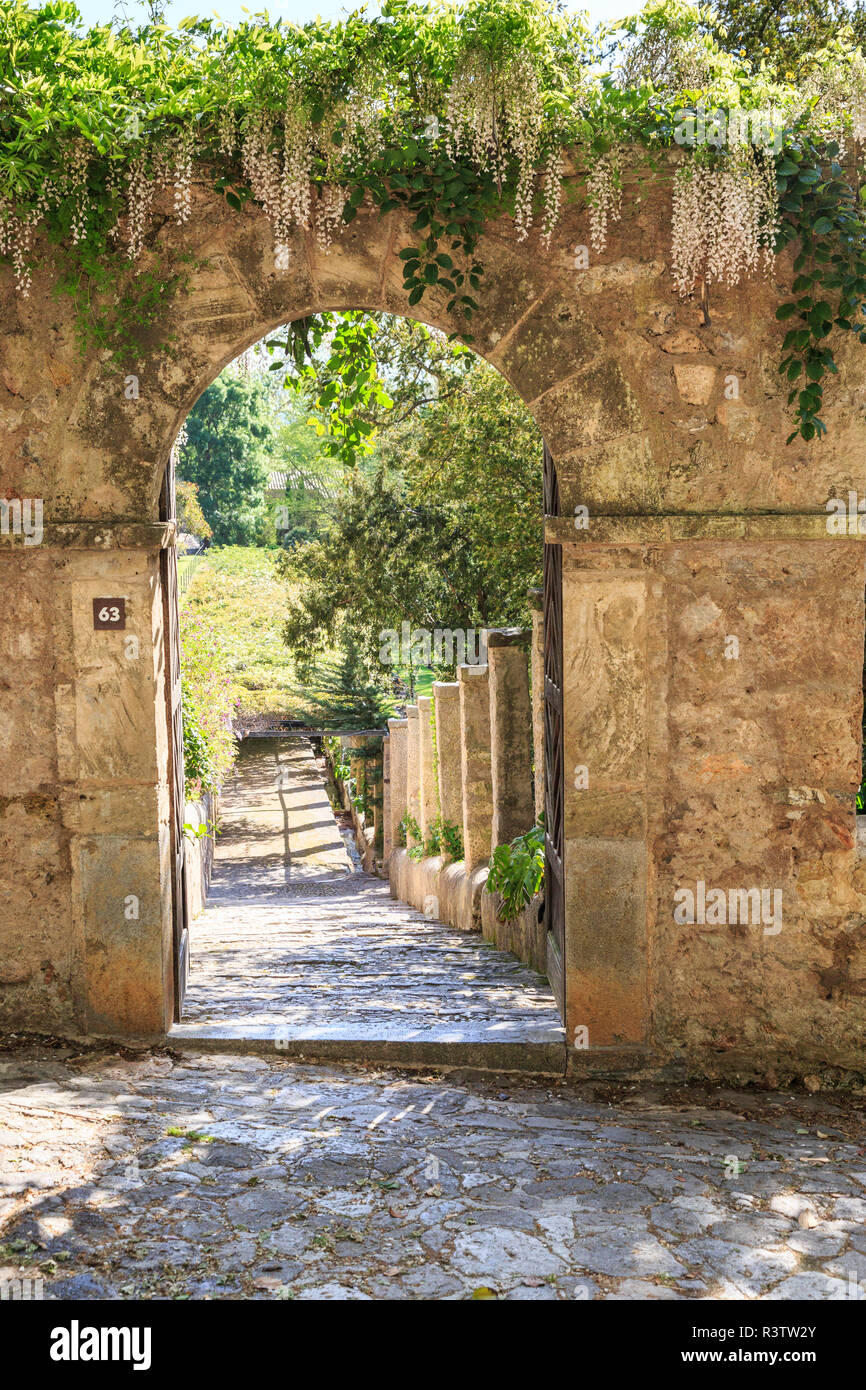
[92,598,126,630]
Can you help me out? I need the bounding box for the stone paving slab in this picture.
[173,738,564,1068]
[1,1045,865,1301]
[211,737,352,878]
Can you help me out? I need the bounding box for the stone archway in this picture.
[3,163,866,1079]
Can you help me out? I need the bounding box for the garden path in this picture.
[2,1045,864,1301]
[170,738,565,1070]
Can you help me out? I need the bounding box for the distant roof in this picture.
[266,467,340,500]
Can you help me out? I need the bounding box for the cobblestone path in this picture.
[3,741,864,1302]
[170,738,564,1069]
[1,1046,865,1300]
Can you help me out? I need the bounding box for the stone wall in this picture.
[183,791,217,922]
[2,158,866,1078]
[385,631,538,944]
[481,890,547,977]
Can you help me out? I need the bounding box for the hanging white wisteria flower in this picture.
[281,95,313,241]
[241,99,316,268]
[445,48,545,242]
[0,178,53,296]
[315,184,348,253]
[241,110,282,232]
[104,161,124,245]
[328,67,387,176]
[216,109,238,160]
[671,146,779,295]
[125,152,156,263]
[0,207,30,297]
[508,54,544,242]
[585,151,623,255]
[60,140,91,246]
[540,148,564,248]
[172,127,196,225]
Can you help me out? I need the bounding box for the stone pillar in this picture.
[382,734,392,860]
[528,588,545,822]
[417,695,438,846]
[347,733,365,813]
[433,682,462,844]
[487,629,534,849]
[555,538,649,1050]
[0,530,176,1038]
[370,740,384,855]
[458,664,493,872]
[387,717,408,855]
[405,705,421,850]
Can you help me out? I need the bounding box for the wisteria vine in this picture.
[0,0,865,437]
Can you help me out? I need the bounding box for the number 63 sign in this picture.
[92,598,126,630]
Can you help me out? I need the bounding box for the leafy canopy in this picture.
[278,314,542,676]
[180,373,277,545]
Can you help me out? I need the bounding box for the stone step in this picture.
[167,1023,566,1075]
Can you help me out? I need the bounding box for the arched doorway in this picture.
[162,311,565,1054]
[4,173,866,1079]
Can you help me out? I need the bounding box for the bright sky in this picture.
[69,0,631,32]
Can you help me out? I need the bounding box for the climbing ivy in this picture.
[775,137,866,442]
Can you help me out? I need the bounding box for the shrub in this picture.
[181,613,238,799]
[438,818,464,862]
[400,811,423,860]
[486,819,545,922]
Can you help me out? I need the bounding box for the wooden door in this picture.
[160,456,189,1019]
[543,442,565,1019]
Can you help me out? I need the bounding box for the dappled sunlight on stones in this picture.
[170,738,562,1065]
[2,1043,866,1299]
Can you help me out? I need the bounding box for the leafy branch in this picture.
[486,819,545,922]
[775,137,866,441]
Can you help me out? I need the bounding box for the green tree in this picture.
[271,405,344,550]
[175,479,212,541]
[280,472,476,674]
[708,0,866,72]
[286,638,396,731]
[179,373,278,545]
[278,326,543,678]
[398,359,542,625]
[268,313,475,470]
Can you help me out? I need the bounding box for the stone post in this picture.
[347,733,365,814]
[371,739,384,856]
[487,628,534,849]
[405,705,421,850]
[458,664,493,872]
[417,694,438,847]
[433,682,462,849]
[387,717,408,856]
[382,734,392,860]
[528,588,545,822]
